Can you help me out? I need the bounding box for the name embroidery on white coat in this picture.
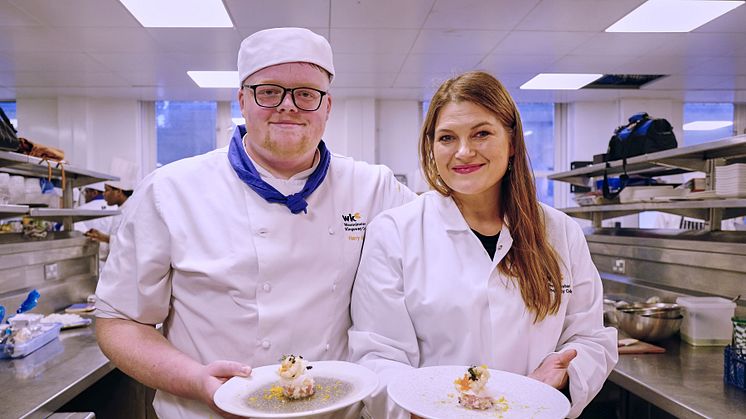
[548,282,573,294]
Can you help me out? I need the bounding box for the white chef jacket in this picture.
[74,199,120,269]
[348,191,618,419]
[95,145,415,419]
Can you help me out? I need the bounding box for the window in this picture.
[156,101,217,166]
[231,100,244,128]
[518,103,555,207]
[0,102,17,129]
[683,103,734,146]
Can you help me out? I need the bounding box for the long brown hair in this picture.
[419,71,563,322]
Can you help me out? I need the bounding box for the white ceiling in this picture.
[1,0,745,103]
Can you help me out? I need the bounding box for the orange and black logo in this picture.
[342,212,366,232]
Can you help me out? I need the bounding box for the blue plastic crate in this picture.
[724,345,746,391]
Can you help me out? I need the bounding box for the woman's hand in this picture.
[197,360,252,418]
[528,349,577,390]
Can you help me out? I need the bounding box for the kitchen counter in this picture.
[3,318,746,419]
[611,337,746,419]
[0,321,114,419]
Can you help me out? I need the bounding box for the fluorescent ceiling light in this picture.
[520,74,603,90]
[524,130,534,136]
[119,0,233,28]
[188,71,239,88]
[606,0,744,33]
[683,121,733,131]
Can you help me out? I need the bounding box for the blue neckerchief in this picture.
[228,125,331,214]
[91,195,104,201]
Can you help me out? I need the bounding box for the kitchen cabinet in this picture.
[549,134,746,231]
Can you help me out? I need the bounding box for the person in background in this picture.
[348,71,618,419]
[77,160,138,272]
[79,183,106,208]
[81,183,106,207]
[83,182,132,244]
[94,27,415,419]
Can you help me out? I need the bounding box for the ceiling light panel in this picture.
[606,0,744,33]
[119,0,233,28]
[520,73,603,90]
[187,71,238,88]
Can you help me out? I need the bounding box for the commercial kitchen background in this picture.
[1,0,744,230]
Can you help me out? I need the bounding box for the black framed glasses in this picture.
[243,83,327,111]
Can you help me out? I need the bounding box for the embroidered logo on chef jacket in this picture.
[342,212,366,240]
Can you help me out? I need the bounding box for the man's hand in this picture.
[528,349,577,390]
[197,360,252,418]
[85,228,110,243]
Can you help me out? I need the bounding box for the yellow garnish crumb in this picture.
[262,385,285,400]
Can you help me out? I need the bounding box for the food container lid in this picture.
[675,296,736,309]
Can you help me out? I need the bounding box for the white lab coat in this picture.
[95,145,415,419]
[348,191,618,419]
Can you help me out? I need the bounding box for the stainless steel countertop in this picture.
[3,319,746,419]
[610,337,746,419]
[0,321,115,419]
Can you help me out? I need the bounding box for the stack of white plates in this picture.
[715,164,746,198]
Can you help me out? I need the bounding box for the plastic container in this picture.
[0,322,62,358]
[676,296,736,346]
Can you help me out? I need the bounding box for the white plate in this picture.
[388,366,570,419]
[213,360,378,418]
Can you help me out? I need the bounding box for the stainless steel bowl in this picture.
[617,307,682,319]
[616,302,681,312]
[615,309,682,341]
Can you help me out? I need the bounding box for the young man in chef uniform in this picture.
[94,27,415,418]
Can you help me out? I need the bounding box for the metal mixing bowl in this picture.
[616,302,681,312]
[615,309,683,341]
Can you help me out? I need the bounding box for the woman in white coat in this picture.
[349,71,618,419]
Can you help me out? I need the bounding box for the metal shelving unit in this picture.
[27,208,121,223]
[0,204,30,220]
[549,135,746,230]
[1,150,120,229]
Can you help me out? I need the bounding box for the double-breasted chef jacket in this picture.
[349,191,618,419]
[95,145,415,419]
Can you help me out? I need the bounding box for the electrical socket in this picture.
[44,263,59,280]
[612,259,626,274]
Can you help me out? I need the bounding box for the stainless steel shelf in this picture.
[560,199,746,221]
[0,150,118,188]
[550,135,746,230]
[0,204,30,220]
[27,208,120,223]
[549,135,746,187]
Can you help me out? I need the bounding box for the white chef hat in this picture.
[237,27,335,86]
[106,158,139,191]
[85,182,106,192]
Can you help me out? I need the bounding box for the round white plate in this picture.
[213,360,378,418]
[388,365,570,419]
